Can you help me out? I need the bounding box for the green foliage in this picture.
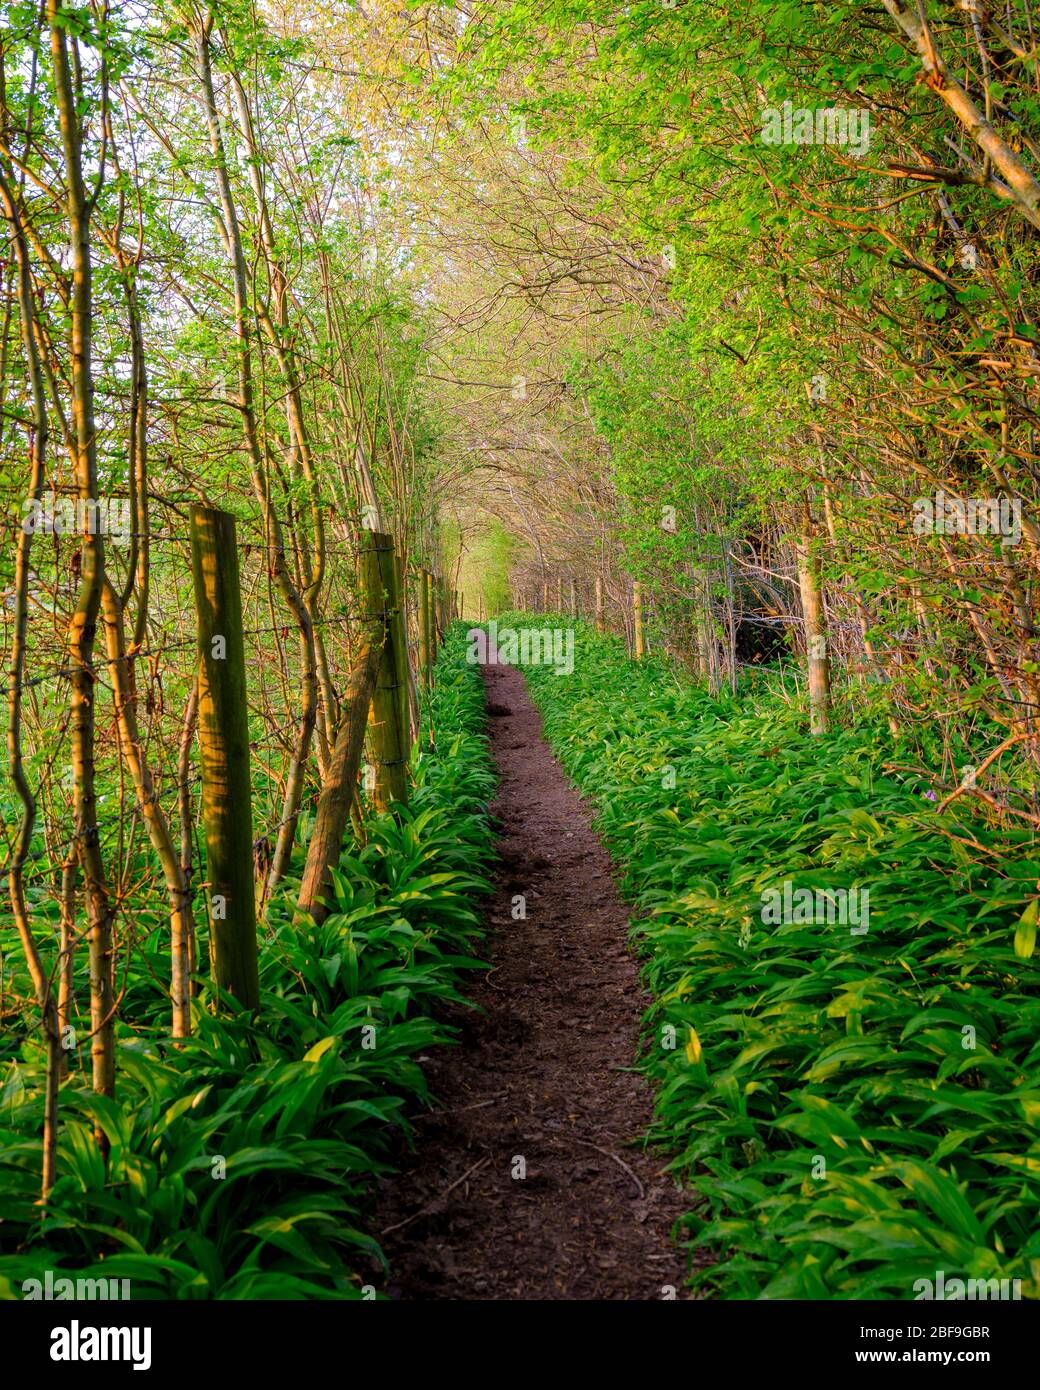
[0,628,494,1300]
[457,515,518,617]
[517,616,1040,1300]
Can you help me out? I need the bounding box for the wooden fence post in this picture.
[418,567,432,688]
[297,534,386,923]
[189,505,259,1011]
[595,575,605,633]
[633,580,645,659]
[427,570,438,650]
[425,568,436,671]
[437,574,447,636]
[369,536,410,810]
[569,577,576,617]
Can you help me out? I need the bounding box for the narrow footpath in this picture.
[371,658,689,1299]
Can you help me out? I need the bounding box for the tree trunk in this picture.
[795,507,832,736]
[101,579,196,1036]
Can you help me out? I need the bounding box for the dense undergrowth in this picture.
[0,626,494,1299]
[513,614,1040,1300]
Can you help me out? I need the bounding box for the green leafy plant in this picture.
[0,627,495,1300]
[517,615,1040,1300]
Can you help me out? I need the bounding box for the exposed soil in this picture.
[369,657,690,1300]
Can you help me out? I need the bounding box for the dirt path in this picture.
[370,658,689,1300]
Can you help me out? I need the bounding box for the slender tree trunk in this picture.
[795,505,832,736]
[50,2,115,1123]
[101,579,195,1036]
[58,852,77,1081]
[178,680,199,987]
[0,170,62,1195]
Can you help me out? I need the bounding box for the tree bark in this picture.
[795,506,832,736]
